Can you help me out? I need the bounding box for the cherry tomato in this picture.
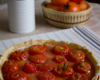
[68,73,89,80]
[61,2,80,12]
[73,61,91,74]
[2,60,18,74]
[9,70,27,80]
[10,50,29,61]
[46,3,60,11]
[69,0,83,3]
[29,45,47,55]
[29,54,47,64]
[78,1,88,11]
[23,62,37,73]
[37,72,55,80]
[54,55,67,64]
[80,74,89,80]
[53,63,74,77]
[38,62,54,71]
[53,45,69,56]
[51,0,69,7]
[68,50,85,62]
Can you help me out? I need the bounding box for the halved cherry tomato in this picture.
[10,50,29,61]
[80,74,89,80]
[29,54,47,64]
[54,55,67,64]
[61,2,80,12]
[38,62,54,71]
[9,70,27,80]
[53,45,69,56]
[68,50,85,62]
[51,0,69,7]
[3,73,10,80]
[29,45,47,55]
[53,63,74,77]
[23,62,37,73]
[69,0,83,3]
[2,60,18,74]
[68,73,89,80]
[37,72,55,80]
[78,1,88,11]
[73,61,91,74]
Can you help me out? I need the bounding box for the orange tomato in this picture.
[69,0,83,3]
[46,3,60,11]
[51,0,69,7]
[78,1,88,11]
[61,2,80,12]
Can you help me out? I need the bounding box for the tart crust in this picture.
[0,39,99,80]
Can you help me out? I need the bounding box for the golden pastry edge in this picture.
[0,39,99,80]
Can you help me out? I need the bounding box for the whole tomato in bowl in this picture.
[51,0,69,7]
[69,0,83,3]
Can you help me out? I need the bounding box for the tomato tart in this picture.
[0,39,99,80]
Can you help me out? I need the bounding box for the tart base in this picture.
[0,39,99,80]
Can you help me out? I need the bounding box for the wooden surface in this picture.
[0,0,100,40]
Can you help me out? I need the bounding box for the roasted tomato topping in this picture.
[53,63,74,77]
[73,61,91,74]
[29,45,47,55]
[38,62,54,72]
[68,50,85,62]
[23,62,37,73]
[2,60,18,74]
[10,50,29,61]
[29,54,47,64]
[53,45,69,56]
[68,73,89,80]
[37,72,55,80]
[9,70,27,80]
[54,55,67,64]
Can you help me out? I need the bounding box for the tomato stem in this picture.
[62,63,69,71]
[63,3,71,11]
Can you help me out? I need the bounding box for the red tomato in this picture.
[68,50,85,62]
[9,70,27,80]
[68,73,89,80]
[53,45,69,56]
[10,50,29,61]
[54,55,67,64]
[3,73,10,80]
[38,62,54,71]
[61,2,80,12]
[69,0,83,3]
[37,72,55,80]
[78,1,88,11]
[23,62,37,73]
[2,60,18,74]
[80,74,89,80]
[53,63,74,77]
[51,0,69,7]
[29,54,47,64]
[73,61,91,74]
[29,45,47,55]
